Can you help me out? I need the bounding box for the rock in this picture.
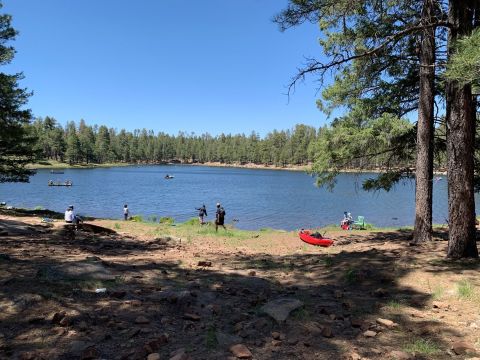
[373,288,387,297]
[389,350,413,360]
[216,331,242,348]
[183,313,200,321]
[59,316,71,327]
[376,318,397,328]
[230,344,253,359]
[135,316,150,324]
[197,261,212,267]
[271,340,282,347]
[170,353,189,360]
[271,332,281,340]
[260,298,304,323]
[147,354,161,360]
[144,334,169,353]
[363,330,377,338]
[248,270,256,276]
[452,341,476,355]
[51,311,66,324]
[39,262,116,281]
[343,351,362,360]
[321,326,334,338]
[287,338,299,346]
[350,318,363,328]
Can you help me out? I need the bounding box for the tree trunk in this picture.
[446,0,479,258]
[413,0,436,244]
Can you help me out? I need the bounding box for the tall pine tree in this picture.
[0,3,37,182]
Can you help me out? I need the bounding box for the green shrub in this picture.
[34,205,44,210]
[182,217,198,226]
[159,216,175,225]
[131,214,143,222]
[364,223,374,230]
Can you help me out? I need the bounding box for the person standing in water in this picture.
[196,204,207,225]
[215,203,226,232]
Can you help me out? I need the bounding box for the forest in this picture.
[29,115,418,169]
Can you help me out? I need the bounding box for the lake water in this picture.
[0,165,463,230]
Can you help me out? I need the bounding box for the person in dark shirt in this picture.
[196,204,207,225]
[215,203,226,232]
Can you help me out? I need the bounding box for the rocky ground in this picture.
[0,212,479,360]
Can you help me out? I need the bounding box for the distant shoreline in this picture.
[26,160,447,175]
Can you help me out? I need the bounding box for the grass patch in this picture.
[147,215,158,223]
[323,257,333,267]
[34,205,44,210]
[181,217,198,226]
[291,306,310,321]
[205,325,217,349]
[114,223,121,230]
[457,279,475,300]
[344,267,358,284]
[403,338,440,355]
[130,214,143,222]
[386,300,404,310]
[159,216,175,224]
[431,285,445,300]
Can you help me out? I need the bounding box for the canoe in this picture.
[299,230,334,247]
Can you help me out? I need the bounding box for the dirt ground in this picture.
[0,212,479,360]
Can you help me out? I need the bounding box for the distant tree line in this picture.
[30,117,326,166]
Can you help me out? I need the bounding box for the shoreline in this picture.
[26,160,448,175]
[0,206,450,233]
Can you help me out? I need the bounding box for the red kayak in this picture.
[299,230,334,247]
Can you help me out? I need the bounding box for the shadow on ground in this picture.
[0,219,475,359]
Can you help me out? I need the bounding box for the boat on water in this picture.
[50,170,64,174]
[48,180,73,186]
[299,230,334,247]
[165,175,174,179]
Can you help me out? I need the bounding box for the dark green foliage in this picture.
[32,118,324,167]
[0,5,38,182]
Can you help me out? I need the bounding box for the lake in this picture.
[0,165,462,230]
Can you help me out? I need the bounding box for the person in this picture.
[215,203,226,232]
[196,204,207,225]
[341,211,353,230]
[123,204,129,221]
[65,205,82,226]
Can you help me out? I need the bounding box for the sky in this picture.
[3,0,337,136]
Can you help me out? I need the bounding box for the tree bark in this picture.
[446,0,479,258]
[413,0,437,244]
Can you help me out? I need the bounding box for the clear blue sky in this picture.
[3,0,336,136]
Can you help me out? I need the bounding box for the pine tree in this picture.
[0,4,37,182]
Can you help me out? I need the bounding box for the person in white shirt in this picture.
[65,205,80,224]
[123,204,129,221]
